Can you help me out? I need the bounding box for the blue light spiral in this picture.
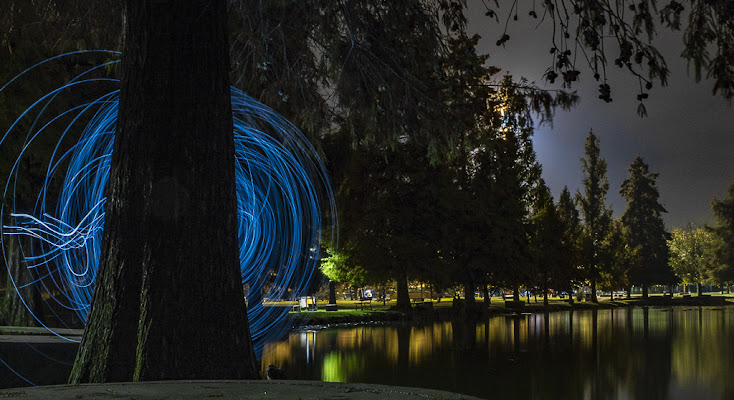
[0,51,336,357]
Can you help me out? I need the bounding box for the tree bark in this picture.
[590,280,598,303]
[3,237,43,326]
[395,269,410,312]
[463,280,475,306]
[567,284,574,305]
[70,0,258,382]
[328,281,336,305]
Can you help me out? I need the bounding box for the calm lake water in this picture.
[3,307,734,399]
[262,307,734,400]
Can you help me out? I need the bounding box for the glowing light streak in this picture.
[0,52,336,360]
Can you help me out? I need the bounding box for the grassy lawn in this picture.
[283,292,734,323]
[294,309,378,318]
[283,295,583,315]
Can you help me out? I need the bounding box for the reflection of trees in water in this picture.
[670,307,734,399]
[261,308,734,399]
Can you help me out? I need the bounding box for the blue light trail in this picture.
[0,51,336,360]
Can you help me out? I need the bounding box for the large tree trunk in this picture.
[70,0,258,382]
[395,269,410,312]
[567,284,574,305]
[328,281,337,305]
[463,280,475,306]
[590,280,598,303]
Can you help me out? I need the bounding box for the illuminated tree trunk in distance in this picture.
[395,268,410,312]
[328,281,336,305]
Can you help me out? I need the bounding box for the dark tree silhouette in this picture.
[577,130,612,303]
[620,156,673,298]
[529,181,564,306]
[556,186,583,302]
[708,185,734,287]
[69,0,258,382]
[473,0,734,112]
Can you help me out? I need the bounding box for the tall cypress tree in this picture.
[440,32,498,308]
[482,79,541,303]
[529,180,564,306]
[619,156,673,298]
[556,186,582,302]
[576,130,612,303]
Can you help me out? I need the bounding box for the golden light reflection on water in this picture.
[261,307,734,399]
[408,322,452,364]
[670,308,734,395]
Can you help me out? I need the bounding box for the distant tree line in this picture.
[322,126,734,307]
[669,186,734,295]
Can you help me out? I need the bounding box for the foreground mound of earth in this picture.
[0,379,482,399]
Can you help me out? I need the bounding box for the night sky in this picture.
[467,4,734,229]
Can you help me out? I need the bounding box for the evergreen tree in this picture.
[619,156,674,298]
[598,218,629,298]
[318,1,453,312]
[439,31,499,308]
[331,141,445,312]
[481,78,542,303]
[708,184,734,287]
[556,186,583,301]
[529,181,564,306]
[576,131,612,303]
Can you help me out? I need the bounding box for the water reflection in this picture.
[262,307,734,399]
